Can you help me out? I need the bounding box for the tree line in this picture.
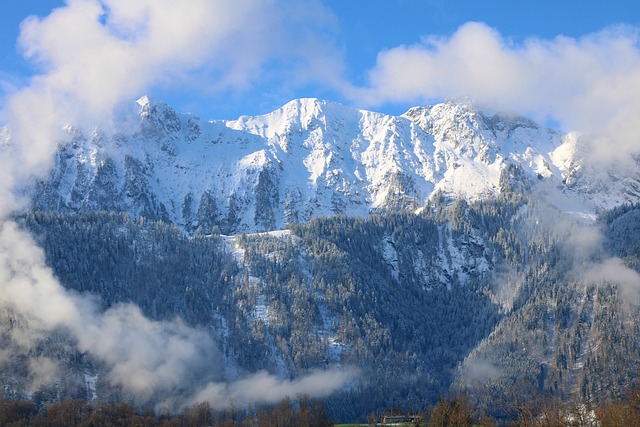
[5,388,640,426]
[0,395,330,427]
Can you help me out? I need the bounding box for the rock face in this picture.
[20,96,640,232]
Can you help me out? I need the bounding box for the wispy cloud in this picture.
[583,257,640,303]
[189,368,359,410]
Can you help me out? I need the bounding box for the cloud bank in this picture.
[351,22,640,165]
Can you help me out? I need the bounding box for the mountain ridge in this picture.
[8,96,639,233]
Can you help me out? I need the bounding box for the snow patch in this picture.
[84,373,98,400]
[220,235,245,265]
[252,294,269,325]
[381,236,399,281]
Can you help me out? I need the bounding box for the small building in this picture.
[382,411,408,425]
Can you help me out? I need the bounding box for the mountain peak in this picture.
[136,95,174,118]
[136,95,165,108]
[284,97,324,108]
[276,97,357,119]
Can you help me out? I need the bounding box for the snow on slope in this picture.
[19,97,640,233]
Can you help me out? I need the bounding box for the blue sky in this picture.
[1,0,639,122]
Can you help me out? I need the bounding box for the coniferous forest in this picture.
[2,189,640,424]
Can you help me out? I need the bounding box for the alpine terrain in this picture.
[2,97,640,421]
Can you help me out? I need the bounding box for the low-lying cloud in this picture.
[583,257,640,303]
[191,368,359,410]
[0,220,355,410]
[0,0,353,410]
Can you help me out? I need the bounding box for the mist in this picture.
[522,194,640,299]
[0,0,354,411]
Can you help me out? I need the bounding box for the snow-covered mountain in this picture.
[4,97,640,419]
[22,97,640,232]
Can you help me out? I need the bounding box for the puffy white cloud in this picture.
[1,0,343,204]
[351,22,640,165]
[16,0,341,115]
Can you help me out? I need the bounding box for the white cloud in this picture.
[584,257,640,302]
[0,221,355,409]
[1,0,342,201]
[190,368,359,410]
[0,0,352,408]
[459,358,501,383]
[351,22,640,165]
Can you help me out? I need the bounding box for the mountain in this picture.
[24,96,640,233]
[2,98,640,422]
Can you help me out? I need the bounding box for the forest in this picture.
[1,192,640,422]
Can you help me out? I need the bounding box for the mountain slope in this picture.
[5,198,509,418]
[4,194,640,420]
